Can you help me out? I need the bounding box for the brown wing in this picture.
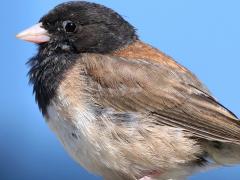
[80,53,240,144]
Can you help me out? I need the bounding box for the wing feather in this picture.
[81,54,240,144]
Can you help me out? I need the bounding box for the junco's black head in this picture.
[16,1,138,114]
[18,1,137,54]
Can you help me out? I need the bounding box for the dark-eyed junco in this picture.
[16,1,240,180]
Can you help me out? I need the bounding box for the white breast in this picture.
[46,103,102,174]
[44,85,204,179]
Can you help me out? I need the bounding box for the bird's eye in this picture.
[63,21,77,33]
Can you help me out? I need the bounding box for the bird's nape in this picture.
[16,1,240,180]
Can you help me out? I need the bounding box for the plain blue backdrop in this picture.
[1,0,239,179]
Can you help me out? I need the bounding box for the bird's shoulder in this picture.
[59,40,240,143]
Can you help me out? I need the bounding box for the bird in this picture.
[16,1,240,180]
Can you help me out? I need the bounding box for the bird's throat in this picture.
[27,51,78,115]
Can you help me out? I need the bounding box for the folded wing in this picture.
[81,54,240,144]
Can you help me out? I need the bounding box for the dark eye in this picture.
[63,21,77,33]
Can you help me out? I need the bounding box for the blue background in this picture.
[1,0,239,179]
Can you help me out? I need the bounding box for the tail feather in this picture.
[203,141,240,165]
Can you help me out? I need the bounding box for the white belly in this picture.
[46,104,102,174]
[44,95,202,179]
